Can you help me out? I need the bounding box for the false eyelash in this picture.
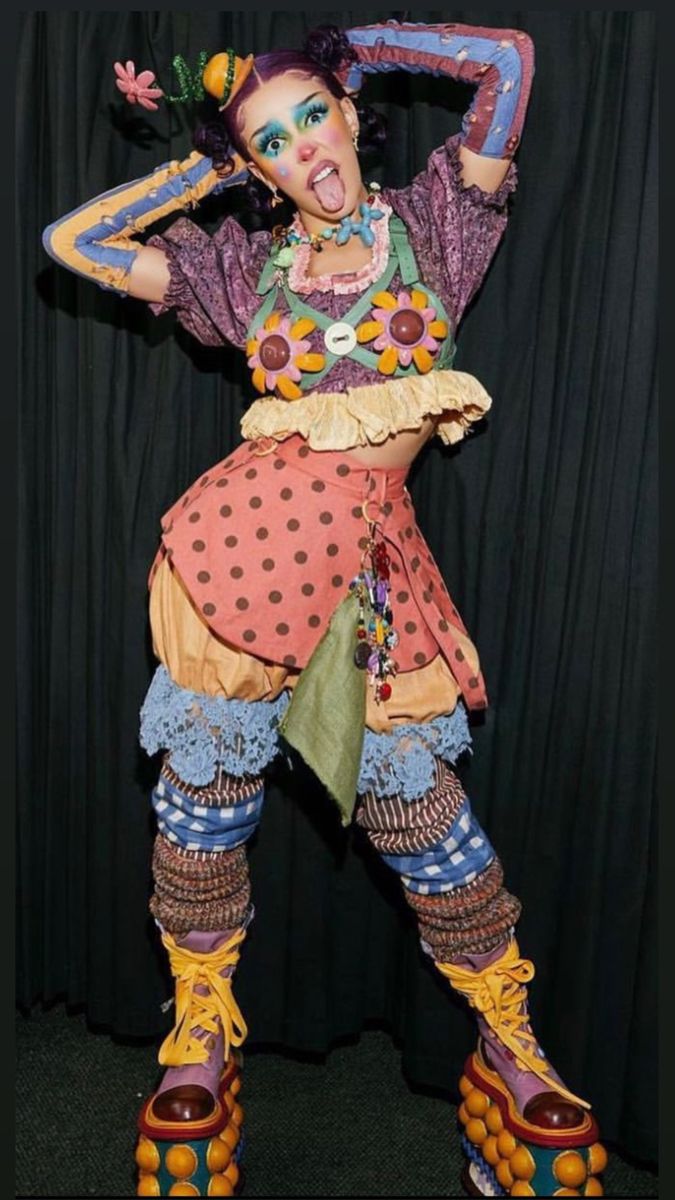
[302,100,329,123]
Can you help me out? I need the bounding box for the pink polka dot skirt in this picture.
[148,435,488,711]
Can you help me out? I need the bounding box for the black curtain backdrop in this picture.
[17,11,657,1165]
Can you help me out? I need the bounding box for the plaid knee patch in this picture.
[379,795,495,894]
[152,768,264,852]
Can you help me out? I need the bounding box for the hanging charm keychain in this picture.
[349,506,399,703]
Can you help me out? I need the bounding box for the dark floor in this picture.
[16,1005,658,1198]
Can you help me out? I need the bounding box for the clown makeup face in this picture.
[238,72,365,233]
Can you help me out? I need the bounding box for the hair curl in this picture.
[193,25,386,217]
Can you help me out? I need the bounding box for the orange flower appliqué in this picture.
[246,313,325,400]
[356,289,448,375]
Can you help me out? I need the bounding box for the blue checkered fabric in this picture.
[151,772,264,853]
[379,796,495,894]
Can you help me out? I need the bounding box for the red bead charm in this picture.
[378,683,392,701]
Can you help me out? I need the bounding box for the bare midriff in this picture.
[340,414,440,470]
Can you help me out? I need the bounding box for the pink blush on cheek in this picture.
[276,165,290,179]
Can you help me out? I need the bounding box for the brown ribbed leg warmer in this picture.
[356,757,521,958]
[150,835,251,934]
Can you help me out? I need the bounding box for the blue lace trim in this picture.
[357,703,472,802]
[139,666,289,785]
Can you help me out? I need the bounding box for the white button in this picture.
[324,321,357,356]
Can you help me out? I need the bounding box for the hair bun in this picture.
[304,25,356,73]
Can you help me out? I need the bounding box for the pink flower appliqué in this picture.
[356,289,448,375]
[246,313,325,401]
[114,61,164,111]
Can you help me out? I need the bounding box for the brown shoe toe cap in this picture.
[523,1091,586,1129]
[152,1084,217,1123]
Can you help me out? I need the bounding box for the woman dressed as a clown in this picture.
[44,20,608,1199]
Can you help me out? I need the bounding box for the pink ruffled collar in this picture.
[286,199,392,296]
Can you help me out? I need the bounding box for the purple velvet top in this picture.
[148,134,517,394]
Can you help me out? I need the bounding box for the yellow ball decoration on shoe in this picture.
[497,1130,517,1159]
[465,1118,488,1145]
[553,1191,581,1198]
[458,1102,470,1126]
[554,1151,588,1188]
[459,1074,473,1098]
[584,1181,604,1197]
[206,1137,231,1173]
[166,1145,198,1180]
[482,1135,501,1166]
[230,1075,242,1097]
[137,1176,160,1198]
[510,1145,536,1181]
[168,1185,200,1198]
[224,1091,236,1114]
[221,1123,240,1151]
[485,1104,504,1135]
[511,1184,535,1198]
[587,1143,608,1174]
[224,1162,240,1187]
[465,1088,489,1117]
[231,1101,244,1127]
[495,1159,514,1189]
[135,1137,160,1173]
[208,1176,235,1197]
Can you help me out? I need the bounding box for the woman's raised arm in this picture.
[342,20,535,192]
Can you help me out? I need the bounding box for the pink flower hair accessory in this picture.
[114,61,164,111]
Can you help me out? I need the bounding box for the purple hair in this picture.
[193,26,386,216]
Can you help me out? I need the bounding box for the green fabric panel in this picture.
[279,592,366,827]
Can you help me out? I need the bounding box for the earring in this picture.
[352,131,360,153]
[269,184,282,208]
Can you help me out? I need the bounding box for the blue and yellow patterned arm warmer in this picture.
[42,150,247,295]
[344,21,534,159]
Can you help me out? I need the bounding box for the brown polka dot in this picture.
[162,521,173,534]
[404,621,417,634]
[203,602,216,616]
[382,501,393,516]
[182,497,190,508]
[230,566,244,580]
[391,561,400,574]
[200,475,210,487]
[262,558,275,571]
[165,547,174,557]
[455,648,465,662]
[192,539,205,552]
[336,464,350,477]
[235,597,249,611]
[404,526,413,539]
[468,676,479,688]
[287,519,300,531]
[351,506,363,519]
[278,488,292,501]
[311,480,326,493]
[283,654,297,667]
[308,615,321,627]
[197,570,211,584]
[411,556,420,571]
[216,477,229,488]
[358,536,369,550]
[188,511,201,524]
[294,550,308,564]
[273,458,286,470]
[269,590,283,604]
[276,622,290,636]
[438,619,449,632]
[301,582,315,596]
[414,651,426,665]
[256,527,269,540]
[422,590,432,603]
[331,575,344,588]
[249,496,262,509]
[243,629,256,643]
[319,511,333,525]
[396,590,409,604]
[245,467,257,480]
[219,505,232,518]
[225,535,238,548]
[326,544,339,557]
[428,580,435,592]
[298,444,310,458]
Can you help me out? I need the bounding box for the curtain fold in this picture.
[17,11,657,1162]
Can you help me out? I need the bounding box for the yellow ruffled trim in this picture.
[240,370,492,452]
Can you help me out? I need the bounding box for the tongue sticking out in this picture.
[312,169,345,213]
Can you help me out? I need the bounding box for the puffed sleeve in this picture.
[147,215,272,349]
[386,133,518,330]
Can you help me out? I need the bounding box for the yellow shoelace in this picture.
[158,928,248,1068]
[436,940,590,1110]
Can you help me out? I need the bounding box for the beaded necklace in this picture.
[271,185,384,268]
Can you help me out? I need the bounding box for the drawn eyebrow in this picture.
[250,92,324,142]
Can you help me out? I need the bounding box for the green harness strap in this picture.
[247,215,456,383]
